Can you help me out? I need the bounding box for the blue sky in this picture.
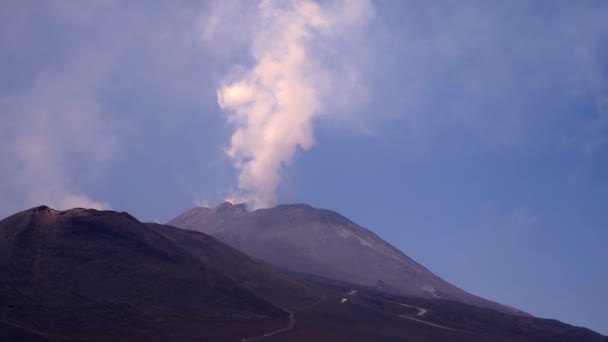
[1,0,607,334]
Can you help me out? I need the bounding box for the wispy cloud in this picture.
[0,1,215,213]
[0,48,115,210]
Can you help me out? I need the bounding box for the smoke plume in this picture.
[217,0,373,209]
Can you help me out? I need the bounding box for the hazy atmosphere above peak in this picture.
[0,0,607,335]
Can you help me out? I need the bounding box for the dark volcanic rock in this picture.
[0,206,287,340]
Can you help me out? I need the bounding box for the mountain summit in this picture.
[169,202,525,316]
[0,206,310,340]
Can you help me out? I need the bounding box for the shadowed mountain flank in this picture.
[146,222,319,310]
[0,206,290,340]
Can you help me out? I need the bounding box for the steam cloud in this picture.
[217,0,372,209]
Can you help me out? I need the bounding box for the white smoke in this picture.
[217,0,373,209]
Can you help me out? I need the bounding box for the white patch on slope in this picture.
[422,285,441,298]
[336,226,373,247]
[334,224,424,273]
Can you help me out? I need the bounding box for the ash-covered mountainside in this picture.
[0,206,316,341]
[169,202,525,316]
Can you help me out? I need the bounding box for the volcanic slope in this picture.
[257,280,607,342]
[0,206,313,341]
[146,222,319,310]
[169,202,524,316]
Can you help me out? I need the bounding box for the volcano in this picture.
[169,202,524,316]
[1,205,605,341]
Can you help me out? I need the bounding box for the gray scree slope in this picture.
[168,202,526,316]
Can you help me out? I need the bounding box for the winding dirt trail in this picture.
[240,292,326,342]
[241,310,295,342]
[385,300,456,330]
[398,315,454,330]
[395,302,428,316]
